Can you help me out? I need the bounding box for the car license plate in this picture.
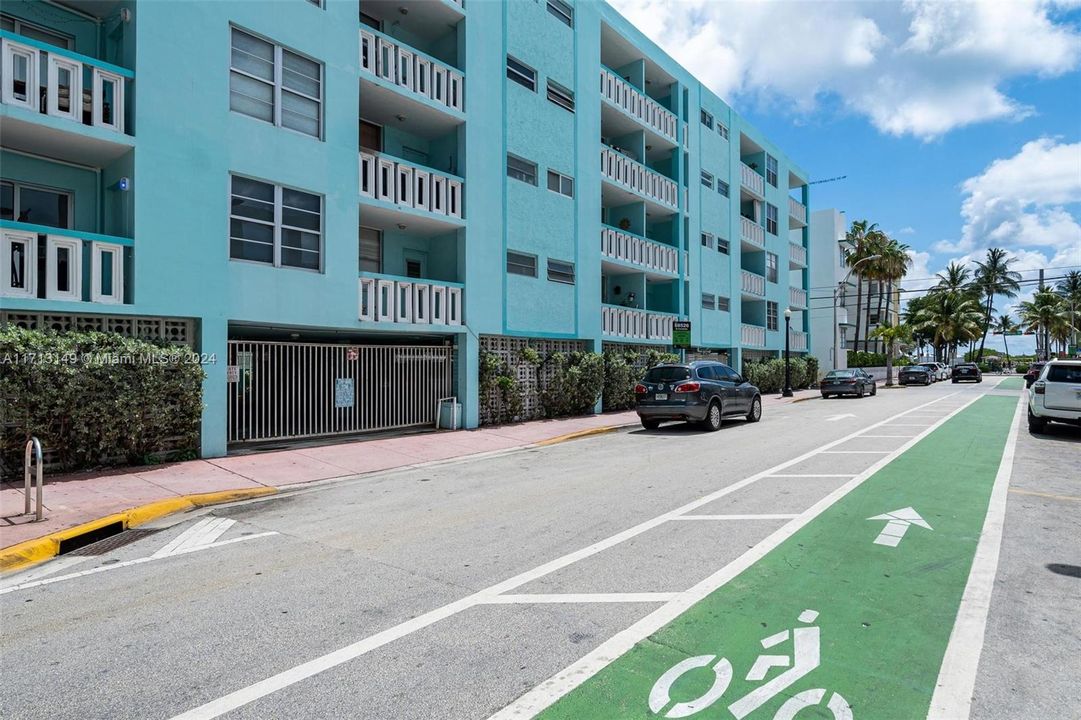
[655,393,668,401]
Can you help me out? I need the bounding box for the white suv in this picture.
[1028,360,1081,433]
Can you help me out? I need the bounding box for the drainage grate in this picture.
[65,528,163,556]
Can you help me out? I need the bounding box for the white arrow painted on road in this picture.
[868,507,933,547]
[826,414,856,422]
[152,517,236,558]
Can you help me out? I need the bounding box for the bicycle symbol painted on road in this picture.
[648,609,853,719]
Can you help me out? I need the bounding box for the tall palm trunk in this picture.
[1003,333,1010,369]
[853,273,864,353]
[875,280,885,353]
[976,293,993,362]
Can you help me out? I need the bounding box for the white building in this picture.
[809,209,853,371]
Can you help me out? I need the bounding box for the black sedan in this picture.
[820,369,877,398]
[635,361,762,431]
[952,363,983,383]
[899,364,934,385]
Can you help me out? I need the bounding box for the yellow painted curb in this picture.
[534,424,629,447]
[0,487,277,574]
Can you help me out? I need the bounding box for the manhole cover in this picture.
[66,528,163,556]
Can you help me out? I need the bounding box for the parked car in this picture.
[1024,361,1047,388]
[635,361,762,431]
[820,369,877,398]
[933,362,951,381]
[951,362,983,383]
[899,364,934,386]
[1028,360,1081,433]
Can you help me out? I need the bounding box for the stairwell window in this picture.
[767,301,779,331]
[507,56,536,92]
[766,252,778,283]
[718,123,729,141]
[547,170,574,198]
[718,238,730,255]
[701,232,714,249]
[700,109,713,129]
[701,171,714,189]
[507,154,538,185]
[546,0,574,27]
[766,154,778,187]
[717,180,730,197]
[718,296,730,312]
[702,293,715,310]
[230,175,322,271]
[546,79,575,112]
[507,250,537,277]
[547,259,575,285]
[765,203,778,235]
[230,27,323,139]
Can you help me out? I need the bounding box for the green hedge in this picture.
[602,349,678,411]
[741,355,819,394]
[539,352,604,418]
[847,351,887,368]
[0,327,205,471]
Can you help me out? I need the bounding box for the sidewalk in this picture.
[1,389,818,560]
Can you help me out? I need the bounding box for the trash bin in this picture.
[437,397,461,430]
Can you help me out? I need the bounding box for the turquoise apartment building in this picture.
[0,0,810,457]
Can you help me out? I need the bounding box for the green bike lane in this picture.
[532,393,1020,720]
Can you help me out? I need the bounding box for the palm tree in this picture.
[1017,290,1069,360]
[876,239,912,352]
[991,314,1019,369]
[844,220,879,354]
[914,290,983,363]
[973,249,1021,362]
[934,262,972,294]
[1056,270,1081,354]
[870,322,912,387]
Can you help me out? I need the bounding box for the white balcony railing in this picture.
[1,221,129,304]
[359,29,464,113]
[741,324,766,347]
[789,286,808,308]
[789,330,808,352]
[599,68,677,143]
[740,216,765,249]
[0,34,130,134]
[602,305,680,342]
[360,151,464,220]
[600,226,678,275]
[359,273,463,326]
[789,241,807,267]
[740,162,764,197]
[601,147,679,210]
[741,269,765,297]
[789,196,806,225]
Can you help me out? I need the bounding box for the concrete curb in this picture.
[533,423,635,447]
[0,487,277,574]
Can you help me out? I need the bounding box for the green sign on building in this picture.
[672,320,691,348]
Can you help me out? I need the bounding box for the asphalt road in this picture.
[1,378,1077,720]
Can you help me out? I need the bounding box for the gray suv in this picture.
[635,361,762,431]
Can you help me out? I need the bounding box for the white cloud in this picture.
[897,227,916,235]
[609,0,1081,139]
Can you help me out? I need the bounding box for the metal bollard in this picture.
[24,437,43,522]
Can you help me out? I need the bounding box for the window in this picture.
[230,27,323,138]
[1,181,72,228]
[718,238,730,255]
[717,123,729,141]
[546,0,574,27]
[717,296,730,312]
[405,259,422,278]
[767,301,778,331]
[547,258,575,284]
[717,180,730,197]
[359,226,382,273]
[700,109,713,129]
[507,251,537,277]
[0,13,73,49]
[230,175,322,270]
[701,171,714,189]
[507,154,538,185]
[546,79,575,112]
[765,203,778,234]
[766,252,778,282]
[506,56,536,91]
[701,293,715,310]
[359,120,382,152]
[547,170,574,198]
[359,11,381,30]
[700,232,714,249]
[766,154,778,187]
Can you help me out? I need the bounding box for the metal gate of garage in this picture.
[226,340,453,444]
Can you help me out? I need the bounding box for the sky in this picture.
[612,0,1081,354]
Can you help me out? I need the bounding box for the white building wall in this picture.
[809,208,850,371]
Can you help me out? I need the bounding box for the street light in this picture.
[833,253,882,370]
[783,307,793,397]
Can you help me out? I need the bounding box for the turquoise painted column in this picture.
[459,332,480,428]
[199,317,228,458]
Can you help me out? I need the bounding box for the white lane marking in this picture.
[152,517,236,558]
[673,514,799,521]
[856,435,914,439]
[478,593,677,605]
[825,414,856,422]
[0,556,91,590]
[0,532,277,595]
[167,392,965,720]
[486,393,979,720]
[928,393,1025,719]
[879,423,932,427]
[767,474,855,478]
[818,450,892,454]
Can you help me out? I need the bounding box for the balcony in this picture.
[599,67,677,146]
[789,286,808,309]
[741,269,765,298]
[360,151,464,234]
[789,196,807,227]
[789,329,808,352]
[740,162,764,199]
[741,323,766,348]
[789,241,807,268]
[358,272,463,326]
[601,146,679,214]
[0,32,134,165]
[601,226,678,277]
[358,28,464,139]
[1,221,131,305]
[602,305,681,343]
[740,216,765,250]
